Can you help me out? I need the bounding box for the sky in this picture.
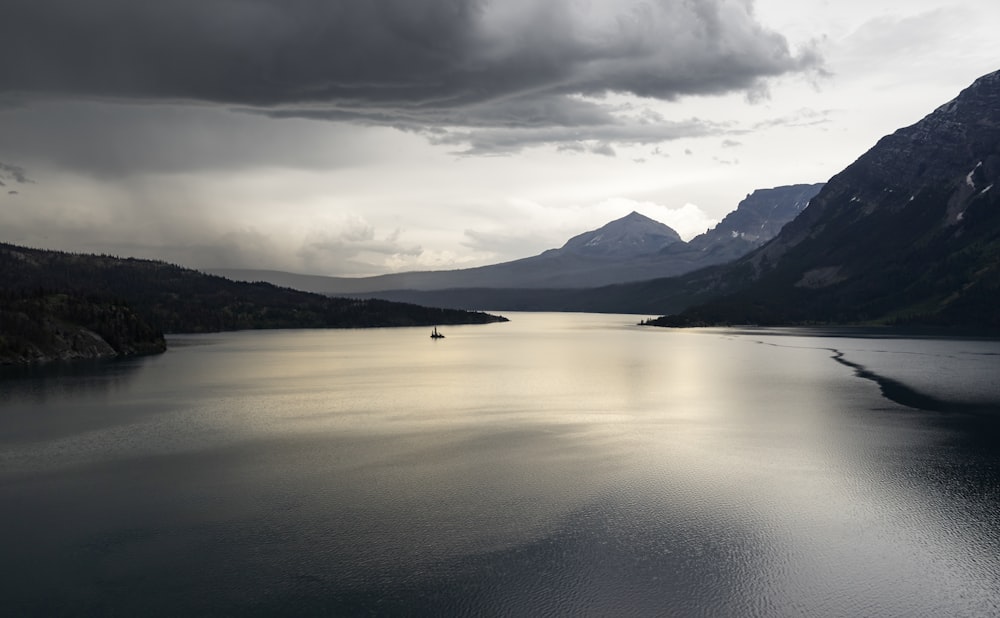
[1,0,998,277]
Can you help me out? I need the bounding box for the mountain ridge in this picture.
[554,210,683,258]
[212,184,821,298]
[648,69,1000,328]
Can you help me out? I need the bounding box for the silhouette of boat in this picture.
[430,327,445,339]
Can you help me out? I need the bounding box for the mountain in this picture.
[556,210,682,257]
[648,69,1000,329]
[678,184,823,262]
[212,186,820,301]
[0,243,507,363]
[212,211,687,292]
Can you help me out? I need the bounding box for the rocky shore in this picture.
[0,294,166,365]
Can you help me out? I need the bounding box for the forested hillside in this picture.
[0,243,506,363]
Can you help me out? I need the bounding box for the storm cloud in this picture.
[3,0,991,277]
[1,0,819,152]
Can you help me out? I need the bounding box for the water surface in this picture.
[2,313,999,616]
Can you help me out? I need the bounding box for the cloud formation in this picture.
[1,0,820,153]
[0,101,377,178]
[595,198,718,239]
[0,162,32,185]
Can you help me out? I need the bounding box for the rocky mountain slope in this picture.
[677,184,823,263]
[649,69,1000,328]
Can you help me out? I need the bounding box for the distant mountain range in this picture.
[212,183,822,297]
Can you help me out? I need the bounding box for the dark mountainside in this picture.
[648,69,1000,329]
[212,186,820,297]
[0,243,507,364]
[672,183,824,263]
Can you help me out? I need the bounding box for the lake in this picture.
[2,312,999,616]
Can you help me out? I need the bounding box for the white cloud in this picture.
[593,197,718,240]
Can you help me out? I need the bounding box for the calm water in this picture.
[2,313,999,616]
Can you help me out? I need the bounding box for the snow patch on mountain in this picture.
[967,161,982,188]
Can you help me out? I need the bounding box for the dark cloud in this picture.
[0,162,32,184]
[1,0,817,103]
[432,117,721,155]
[261,94,620,131]
[0,101,374,178]
[1,0,820,153]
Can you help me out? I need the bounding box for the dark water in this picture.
[2,313,999,616]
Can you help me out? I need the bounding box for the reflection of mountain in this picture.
[213,184,821,298]
[648,69,1000,328]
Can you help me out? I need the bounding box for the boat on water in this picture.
[430,327,445,339]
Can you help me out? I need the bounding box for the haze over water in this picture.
[2,313,999,616]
